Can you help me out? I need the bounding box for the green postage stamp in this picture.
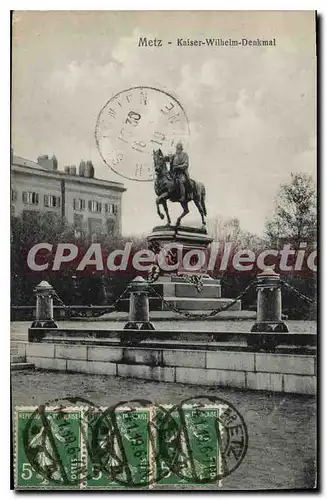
[15,406,84,489]
[14,403,230,490]
[11,9,316,492]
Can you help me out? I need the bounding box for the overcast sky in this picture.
[12,11,316,236]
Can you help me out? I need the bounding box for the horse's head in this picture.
[153,149,166,176]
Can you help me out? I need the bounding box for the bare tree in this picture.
[207,216,242,244]
[207,216,265,250]
[265,173,316,250]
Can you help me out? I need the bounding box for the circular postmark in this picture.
[158,396,248,484]
[22,405,85,487]
[20,395,247,488]
[92,399,179,487]
[21,396,102,488]
[95,86,190,182]
[21,396,173,488]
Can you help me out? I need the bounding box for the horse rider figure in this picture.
[164,142,193,202]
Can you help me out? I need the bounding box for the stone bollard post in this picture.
[251,268,288,333]
[124,276,155,330]
[31,280,58,328]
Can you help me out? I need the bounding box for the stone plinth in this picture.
[20,329,317,394]
[147,225,213,274]
[144,225,240,312]
[117,225,241,313]
[147,275,242,312]
[148,224,212,245]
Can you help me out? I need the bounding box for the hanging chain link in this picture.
[52,290,68,309]
[146,265,161,284]
[50,272,256,320]
[178,274,204,292]
[146,265,204,292]
[51,287,129,318]
[38,273,316,321]
[280,279,316,306]
[147,279,256,320]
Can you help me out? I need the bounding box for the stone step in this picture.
[11,362,35,371]
[170,275,221,285]
[11,355,25,364]
[162,282,221,299]
[11,341,19,355]
[11,332,29,342]
[119,296,241,312]
[162,297,241,311]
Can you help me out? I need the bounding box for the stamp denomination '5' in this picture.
[14,398,248,489]
[15,407,83,489]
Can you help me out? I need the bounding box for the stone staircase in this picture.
[10,341,34,371]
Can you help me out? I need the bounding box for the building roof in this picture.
[12,155,48,171]
[11,155,126,192]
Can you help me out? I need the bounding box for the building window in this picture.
[11,189,17,202]
[73,199,86,211]
[44,194,61,208]
[88,201,102,213]
[104,203,118,215]
[22,191,39,205]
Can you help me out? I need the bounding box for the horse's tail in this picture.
[201,185,207,216]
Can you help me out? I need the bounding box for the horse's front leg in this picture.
[162,199,171,225]
[156,192,169,220]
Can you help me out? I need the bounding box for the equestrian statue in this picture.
[153,142,207,228]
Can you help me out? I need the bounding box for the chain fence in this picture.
[51,288,129,319]
[48,270,316,321]
[280,279,317,306]
[146,279,256,320]
[50,272,254,320]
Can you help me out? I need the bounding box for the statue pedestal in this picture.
[119,225,241,314]
[148,224,212,245]
[147,225,212,274]
[146,225,241,313]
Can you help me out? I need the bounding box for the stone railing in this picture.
[14,268,316,395]
[17,335,316,395]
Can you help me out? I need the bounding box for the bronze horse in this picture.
[153,149,207,227]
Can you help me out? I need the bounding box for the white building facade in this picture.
[11,153,126,237]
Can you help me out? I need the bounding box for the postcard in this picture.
[11,10,317,490]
